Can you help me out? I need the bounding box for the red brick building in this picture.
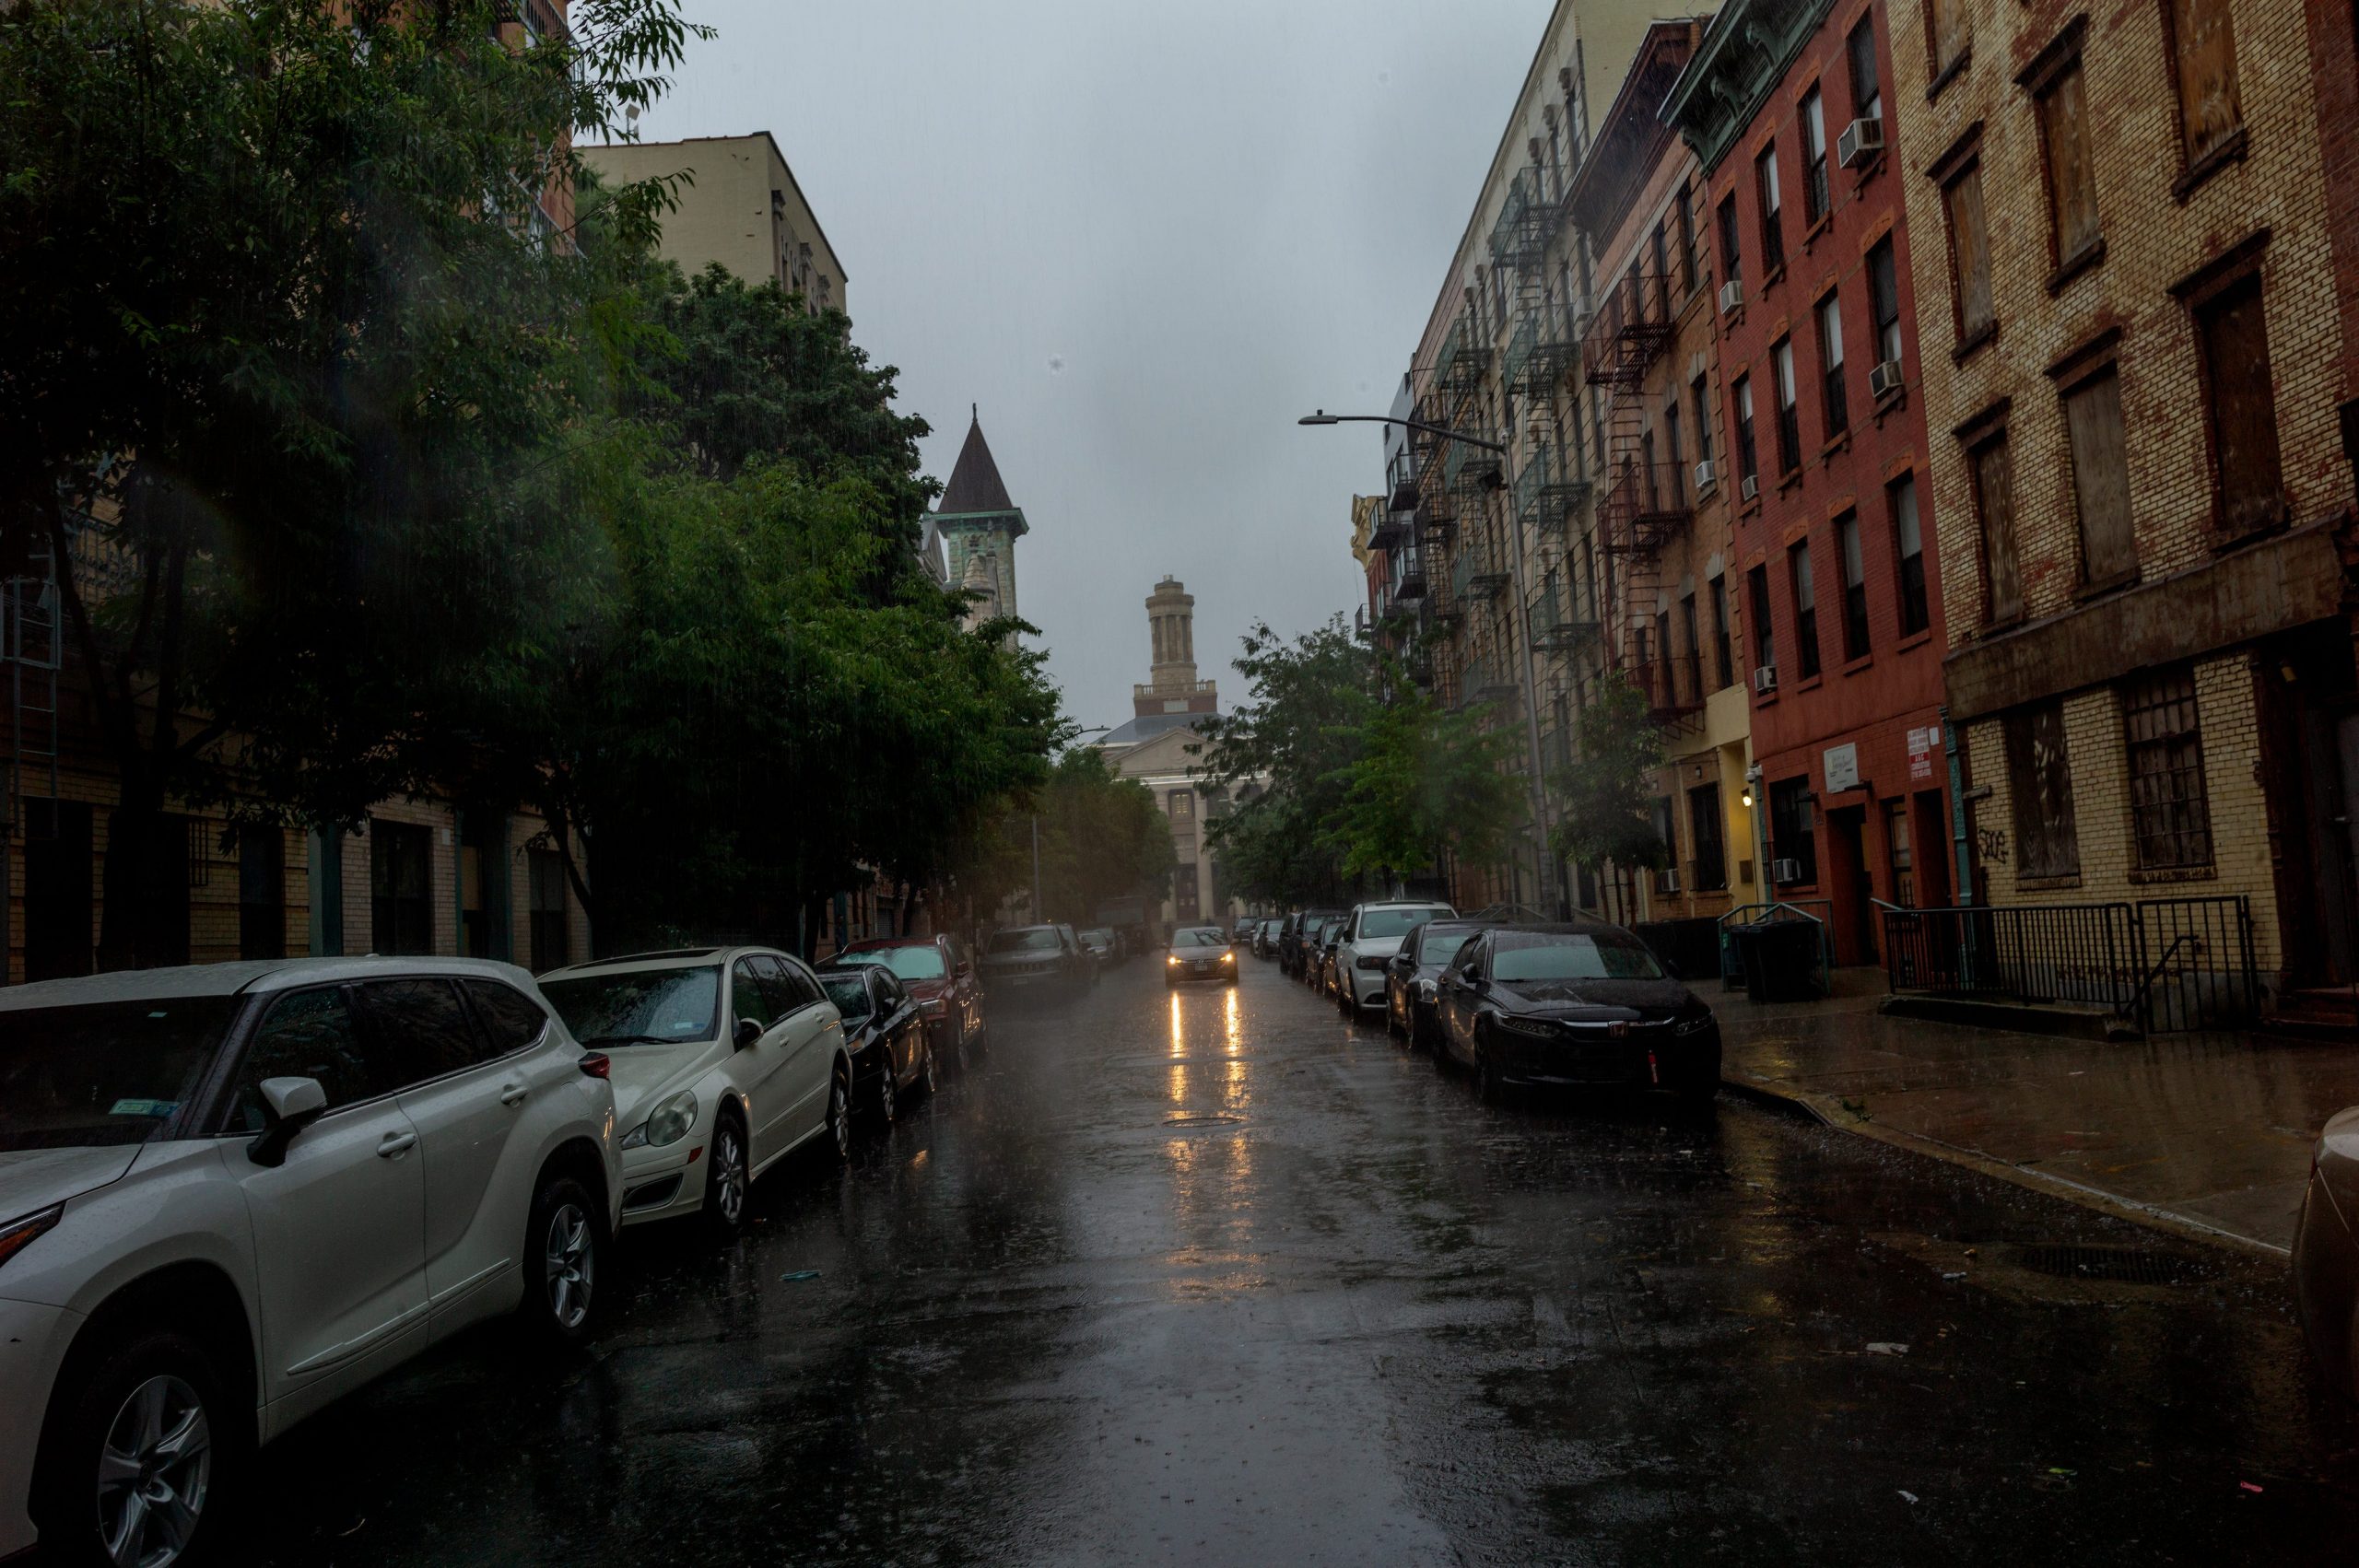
[1666,0,1954,965]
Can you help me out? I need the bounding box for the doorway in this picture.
[1825,804,1876,965]
[25,799,94,981]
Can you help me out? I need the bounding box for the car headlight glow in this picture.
[622,1088,698,1151]
[1168,953,1182,965]
[1220,951,1235,963]
[1497,1014,1560,1037]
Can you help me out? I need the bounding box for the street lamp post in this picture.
[1299,409,1555,914]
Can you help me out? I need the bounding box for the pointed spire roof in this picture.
[935,404,1015,516]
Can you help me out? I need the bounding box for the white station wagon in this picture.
[538,946,854,1235]
[0,956,621,1568]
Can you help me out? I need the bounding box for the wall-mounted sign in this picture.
[1823,743,1860,794]
[1907,726,1939,783]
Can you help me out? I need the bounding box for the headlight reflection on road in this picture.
[1223,986,1242,1053]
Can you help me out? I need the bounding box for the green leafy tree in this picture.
[1032,749,1177,926]
[1547,673,1669,873]
[0,0,704,965]
[1326,669,1523,885]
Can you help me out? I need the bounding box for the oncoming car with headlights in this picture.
[538,947,852,1237]
[1164,925,1238,986]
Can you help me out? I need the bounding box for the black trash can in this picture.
[1731,920,1822,1002]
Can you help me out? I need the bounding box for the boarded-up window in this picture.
[2123,671,2212,870]
[1943,161,1994,345]
[2035,56,2101,267]
[1969,433,2022,624]
[1929,0,1969,79]
[2169,0,2242,169]
[2005,702,2079,879]
[2193,273,2283,541]
[2063,368,2135,585]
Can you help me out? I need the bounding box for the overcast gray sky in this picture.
[638,0,1553,734]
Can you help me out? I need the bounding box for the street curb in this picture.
[1719,1071,2293,1265]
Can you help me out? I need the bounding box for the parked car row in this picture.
[1,932,996,1568]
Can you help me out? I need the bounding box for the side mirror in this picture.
[957,959,973,978]
[734,1017,761,1050]
[1661,958,1684,981]
[1458,963,1482,988]
[247,1075,328,1168]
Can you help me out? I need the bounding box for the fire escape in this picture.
[4,533,64,837]
[1581,259,1697,726]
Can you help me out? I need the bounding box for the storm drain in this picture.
[2011,1244,2222,1286]
[1163,1113,1245,1129]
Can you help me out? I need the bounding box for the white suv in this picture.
[1333,901,1458,1012]
[0,957,620,1567]
[538,946,854,1235]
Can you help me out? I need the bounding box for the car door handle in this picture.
[499,1083,529,1106]
[377,1130,418,1158]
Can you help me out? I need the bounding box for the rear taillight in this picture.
[579,1052,611,1079]
[0,1205,64,1274]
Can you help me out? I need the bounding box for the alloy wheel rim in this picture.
[879,1063,896,1123]
[831,1076,851,1159]
[921,1041,936,1093]
[716,1128,745,1224]
[544,1201,593,1329]
[97,1373,210,1568]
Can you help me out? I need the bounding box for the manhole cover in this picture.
[1163,1113,1244,1128]
[2012,1244,2221,1286]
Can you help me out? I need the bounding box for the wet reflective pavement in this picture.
[246,961,2359,1565]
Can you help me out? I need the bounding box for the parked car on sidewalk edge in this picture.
[2295,1106,2359,1400]
[1434,922,1720,1108]
[1332,901,1457,1014]
[818,966,935,1126]
[979,924,1097,1000]
[1279,909,1344,978]
[3,957,621,1568]
[1387,919,1494,1047]
[823,933,985,1064]
[540,946,853,1237]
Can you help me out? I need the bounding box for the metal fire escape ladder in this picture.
[5,532,64,834]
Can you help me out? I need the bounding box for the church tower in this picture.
[933,406,1027,632]
[1133,577,1218,720]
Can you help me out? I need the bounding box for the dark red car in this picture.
[822,934,986,1064]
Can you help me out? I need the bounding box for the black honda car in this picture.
[1433,922,1719,1108]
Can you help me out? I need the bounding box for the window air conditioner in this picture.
[1772,858,1802,885]
[1837,117,1885,170]
[1692,459,1718,493]
[1739,473,1760,503]
[1752,664,1778,695]
[1655,868,1682,895]
[1718,278,1744,315]
[1869,359,1906,399]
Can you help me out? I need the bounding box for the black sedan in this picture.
[1164,924,1239,987]
[1434,922,1719,1108]
[1385,918,1493,1047]
[820,965,935,1125]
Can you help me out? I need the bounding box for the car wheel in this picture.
[1387,999,1406,1040]
[523,1175,603,1346]
[917,1036,938,1097]
[36,1328,237,1568]
[873,1051,898,1127]
[825,1059,853,1164]
[702,1107,750,1238]
[1474,1030,1507,1105]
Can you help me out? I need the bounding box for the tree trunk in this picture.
[95,786,174,972]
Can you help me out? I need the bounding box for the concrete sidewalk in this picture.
[1711,967,2359,1256]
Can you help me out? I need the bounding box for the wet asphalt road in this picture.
[242,958,2359,1566]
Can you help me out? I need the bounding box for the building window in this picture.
[1772,338,1801,474]
[2123,670,2213,870]
[1733,374,1759,486]
[1755,143,1785,275]
[239,828,285,962]
[1849,14,1884,124]
[1929,0,1969,82]
[1789,542,1821,680]
[1868,237,1902,371]
[370,818,433,956]
[1968,431,2022,624]
[1770,778,1818,884]
[1676,181,1697,293]
[1680,593,1703,703]
[1690,376,1712,467]
[1717,192,1743,285]
[2004,701,2080,879]
[1941,156,1995,349]
[2190,271,2284,542]
[529,848,569,971]
[2165,0,2242,179]
[1747,564,1776,676]
[2032,49,2102,276]
[1837,513,1871,661]
[1709,574,1734,689]
[1816,291,1848,439]
[2061,365,2136,587]
[1169,789,1194,819]
[1889,474,1930,636]
[1689,782,1728,892]
[1801,87,1830,225]
[1663,400,1685,505]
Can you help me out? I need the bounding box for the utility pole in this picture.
[1030,814,1041,919]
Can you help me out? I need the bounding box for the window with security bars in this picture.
[2122,671,2212,869]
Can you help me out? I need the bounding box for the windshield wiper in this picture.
[577,1032,677,1047]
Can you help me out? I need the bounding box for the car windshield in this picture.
[1414,924,1482,965]
[0,997,238,1152]
[820,974,873,1021]
[831,944,945,981]
[1357,907,1447,940]
[1081,929,1113,944]
[1172,928,1227,948]
[541,965,722,1046]
[1490,931,1667,983]
[989,930,1062,954]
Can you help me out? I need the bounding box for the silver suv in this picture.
[0,957,620,1566]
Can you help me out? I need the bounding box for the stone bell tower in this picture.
[1133,577,1219,720]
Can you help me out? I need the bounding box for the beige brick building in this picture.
[581,133,846,312]
[1886,0,2359,1008]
